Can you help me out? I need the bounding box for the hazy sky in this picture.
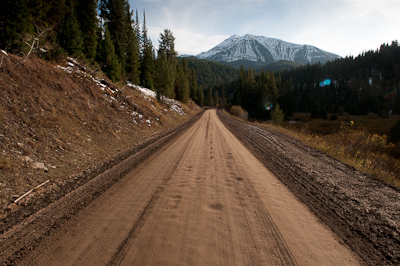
[129,0,400,57]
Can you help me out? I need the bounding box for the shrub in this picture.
[230,105,248,120]
[270,103,284,125]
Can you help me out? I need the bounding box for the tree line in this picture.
[0,0,200,105]
[204,41,400,120]
[278,41,400,118]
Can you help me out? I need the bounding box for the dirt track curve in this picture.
[2,109,391,265]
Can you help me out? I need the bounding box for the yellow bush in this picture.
[230,105,248,120]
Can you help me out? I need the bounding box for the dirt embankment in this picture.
[0,53,200,217]
[218,110,400,266]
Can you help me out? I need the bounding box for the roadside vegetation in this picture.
[229,107,400,188]
[254,113,400,189]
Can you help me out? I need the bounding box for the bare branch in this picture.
[0,26,53,73]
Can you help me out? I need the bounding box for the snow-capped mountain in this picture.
[197,34,340,65]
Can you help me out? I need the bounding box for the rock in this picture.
[23,156,33,163]
[33,162,48,172]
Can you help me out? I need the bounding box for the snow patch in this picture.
[197,34,340,64]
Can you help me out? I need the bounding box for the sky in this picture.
[128,0,400,58]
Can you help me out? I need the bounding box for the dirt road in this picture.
[3,109,362,265]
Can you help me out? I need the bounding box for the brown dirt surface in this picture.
[0,53,200,218]
[1,109,366,265]
[218,110,400,266]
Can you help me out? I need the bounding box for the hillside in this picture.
[0,52,200,218]
[181,56,239,88]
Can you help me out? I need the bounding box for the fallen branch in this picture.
[14,180,50,204]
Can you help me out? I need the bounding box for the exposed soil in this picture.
[218,110,400,266]
[0,109,366,265]
[0,53,200,216]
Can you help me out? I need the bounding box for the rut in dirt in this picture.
[2,109,363,266]
[218,109,400,266]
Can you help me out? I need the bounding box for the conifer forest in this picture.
[0,0,199,105]
[1,0,399,119]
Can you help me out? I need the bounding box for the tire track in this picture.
[0,111,204,266]
[3,109,366,265]
[218,109,400,266]
[107,117,203,266]
[214,117,298,266]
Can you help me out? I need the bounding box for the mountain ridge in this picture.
[196,34,340,67]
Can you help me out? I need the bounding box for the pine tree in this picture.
[154,50,175,103]
[97,26,122,82]
[101,0,141,78]
[158,29,177,60]
[213,90,219,106]
[140,11,155,90]
[59,8,84,58]
[189,68,198,102]
[103,0,127,69]
[205,87,214,106]
[197,85,205,107]
[0,0,33,51]
[221,86,227,106]
[76,0,98,60]
[134,10,141,51]
[123,2,140,84]
[175,62,190,103]
[270,103,284,125]
[44,0,66,29]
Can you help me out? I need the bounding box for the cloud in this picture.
[148,26,229,55]
[133,0,400,57]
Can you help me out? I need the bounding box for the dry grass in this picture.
[257,116,400,189]
[0,53,201,214]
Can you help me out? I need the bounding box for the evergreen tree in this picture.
[59,8,84,58]
[270,103,284,125]
[221,86,227,106]
[101,0,141,80]
[134,10,141,51]
[44,0,66,29]
[205,87,214,106]
[213,90,219,106]
[75,0,98,60]
[101,0,127,69]
[0,0,33,52]
[97,26,122,82]
[197,85,205,107]
[189,68,198,102]
[174,62,190,103]
[159,29,177,60]
[154,50,175,102]
[140,11,155,90]
[123,2,140,84]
